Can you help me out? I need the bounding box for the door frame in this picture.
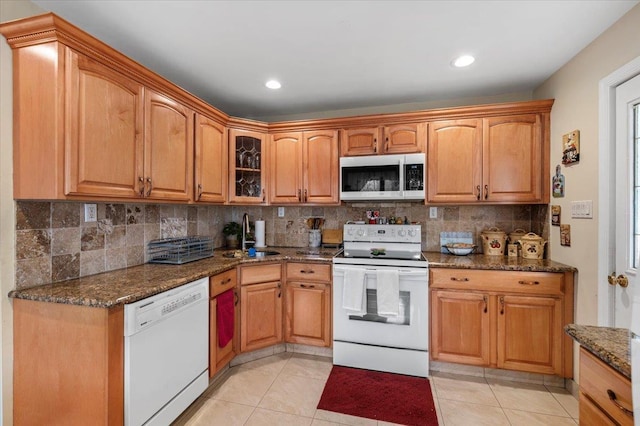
[597,55,640,326]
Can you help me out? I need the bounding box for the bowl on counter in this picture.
[442,243,476,256]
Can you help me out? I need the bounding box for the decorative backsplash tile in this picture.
[14,201,548,289]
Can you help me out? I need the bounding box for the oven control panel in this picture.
[343,224,421,243]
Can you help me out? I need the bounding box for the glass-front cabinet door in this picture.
[228,128,267,204]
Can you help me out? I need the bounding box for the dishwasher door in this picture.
[124,278,209,426]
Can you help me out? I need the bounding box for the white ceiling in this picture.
[31,0,638,121]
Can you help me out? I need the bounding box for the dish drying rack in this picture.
[147,236,214,264]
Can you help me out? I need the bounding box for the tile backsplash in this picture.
[14,201,548,289]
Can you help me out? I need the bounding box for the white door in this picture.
[613,73,640,328]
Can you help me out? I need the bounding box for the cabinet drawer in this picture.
[210,268,237,297]
[579,348,633,426]
[430,268,564,295]
[286,262,331,282]
[240,263,282,285]
[579,392,616,425]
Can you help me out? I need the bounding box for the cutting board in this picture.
[322,229,343,245]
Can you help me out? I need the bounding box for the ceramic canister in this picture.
[519,232,547,259]
[480,227,507,256]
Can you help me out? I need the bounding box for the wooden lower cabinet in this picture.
[579,348,633,425]
[430,268,573,377]
[209,268,238,377]
[284,262,332,347]
[239,263,283,352]
[430,290,491,366]
[13,299,123,425]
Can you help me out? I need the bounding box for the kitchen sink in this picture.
[222,250,280,258]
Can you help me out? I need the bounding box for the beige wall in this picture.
[1,1,46,423]
[534,4,640,379]
[534,3,640,325]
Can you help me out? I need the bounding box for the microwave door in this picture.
[340,156,403,200]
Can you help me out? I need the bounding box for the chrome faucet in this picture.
[242,213,254,251]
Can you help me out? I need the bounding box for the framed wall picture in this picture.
[562,130,580,164]
[551,205,561,226]
[560,224,571,247]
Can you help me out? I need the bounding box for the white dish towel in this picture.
[376,269,399,317]
[342,268,366,314]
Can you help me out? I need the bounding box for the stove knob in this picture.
[408,229,417,237]
[357,229,365,237]
[346,228,354,236]
[398,229,406,237]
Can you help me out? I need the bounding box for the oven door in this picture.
[332,264,428,350]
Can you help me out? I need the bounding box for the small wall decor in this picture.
[552,164,565,198]
[551,205,561,226]
[560,224,571,246]
[562,130,580,164]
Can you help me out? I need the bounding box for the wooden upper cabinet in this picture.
[427,119,483,203]
[341,124,423,156]
[304,130,339,204]
[270,130,339,205]
[427,114,547,204]
[270,132,303,204]
[195,115,227,203]
[65,49,144,199]
[144,90,194,201]
[483,115,543,203]
[340,127,380,156]
[228,129,267,204]
[383,123,425,154]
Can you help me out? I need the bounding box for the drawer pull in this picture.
[450,277,469,282]
[300,284,316,289]
[607,389,634,416]
[221,278,232,285]
[518,280,540,285]
[300,269,315,274]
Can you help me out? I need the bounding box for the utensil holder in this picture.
[309,229,321,248]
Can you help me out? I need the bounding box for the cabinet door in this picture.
[431,290,491,366]
[497,294,562,375]
[427,119,482,203]
[304,130,339,204]
[340,127,380,156]
[144,90,194,201]
[209,293,238,378]
[241,281,282,352]
[483,114,542,202]
[383,123,424,154]
[65,50,144,198]
[229,129,267,204]
[195,114,227,203]
[285,282,331,347]
[270,132,303,204]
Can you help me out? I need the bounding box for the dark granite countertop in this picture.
[8,247,337,308]
[9,248,576,308]
[424,252,577,273]
[565,324,631,379]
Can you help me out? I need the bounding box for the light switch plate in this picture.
[571,200,593,219]
[429,207,438,219]
[277,207,285,217]
[84,204,97,222]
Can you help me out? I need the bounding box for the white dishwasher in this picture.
[124,277,209,426]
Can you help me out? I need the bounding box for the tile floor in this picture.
[173,353,579,425]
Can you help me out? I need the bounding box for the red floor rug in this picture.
[317,366,439,425]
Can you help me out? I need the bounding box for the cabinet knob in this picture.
[298,189,302,202]
[499,296,505,315]
[146,177,152,197]
[476,185,481,201]
[139,176,145,197]
[304,189,308,203]
[484,184,488,200]
[483,295,488,313]
[197,183,203,200]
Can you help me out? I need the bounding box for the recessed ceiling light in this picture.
[265,80,282,89]
[452,55,475,68]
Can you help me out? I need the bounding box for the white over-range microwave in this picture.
[339,153,426,201]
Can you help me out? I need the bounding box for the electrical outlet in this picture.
[84,204,97,222]
[277,207,285,217]
[429,207,438,219]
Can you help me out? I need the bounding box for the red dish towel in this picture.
[217,289,234,348]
